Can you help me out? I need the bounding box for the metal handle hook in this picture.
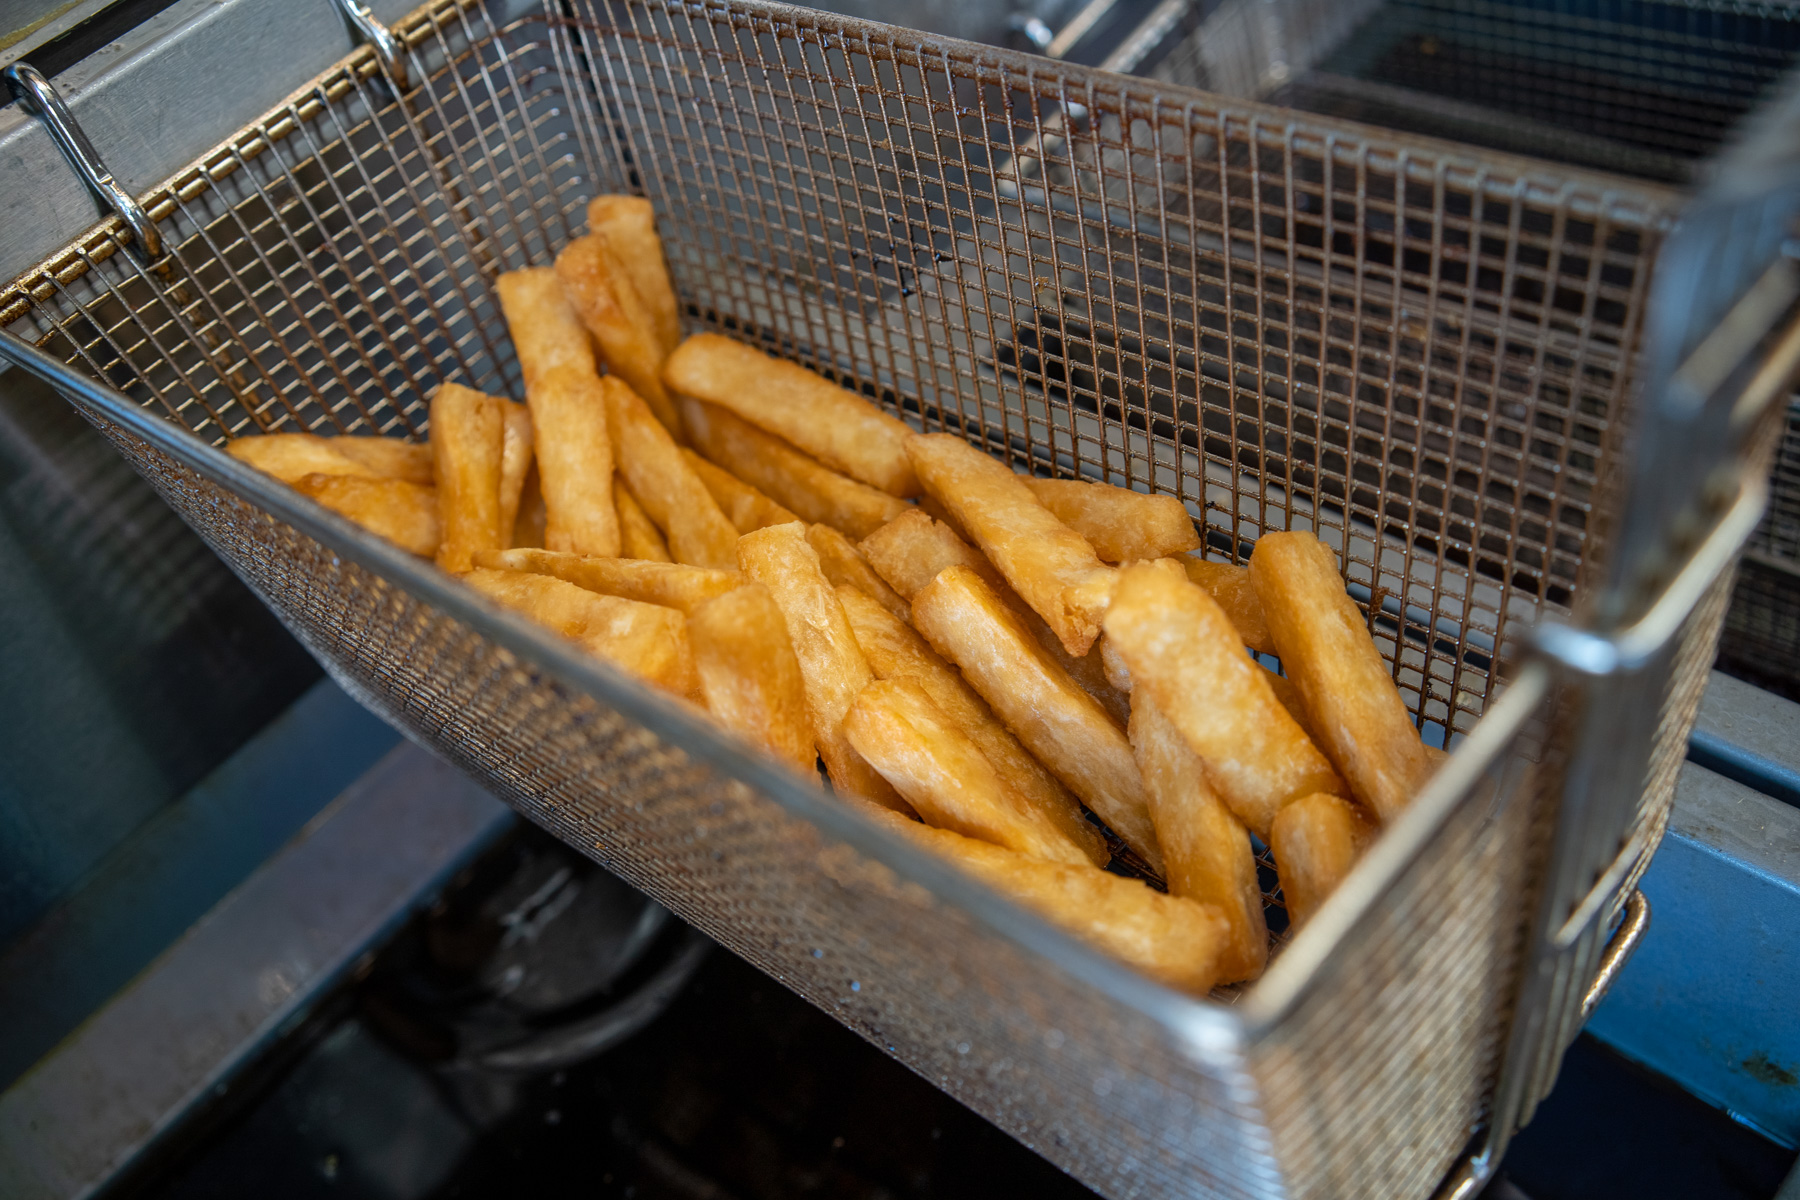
[331,0,410,93]
[3,62,163,260]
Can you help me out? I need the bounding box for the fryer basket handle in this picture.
[2,62,163,261]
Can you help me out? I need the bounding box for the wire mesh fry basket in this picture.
[2,1,1795,1196]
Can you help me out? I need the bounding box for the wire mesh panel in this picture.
[1719,403,1800,698]
[0,1,1729,1196]
[1131,0,1800,702]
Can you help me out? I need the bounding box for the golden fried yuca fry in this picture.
[1130,695,1268,982]
[859,508,1005,600]
[498,401,534,541]
[848,679,1102,867]
[494,267,596,386]
[689,583,816,773]
[664,334,919,496]
[906,434,1116,656]
[511,464,547,549]
[914,493,969,542]
[523,365,619,557]
[332,437,434,485]
[1030,615,1131,731]
[1250,530,1434,823]
[1269,792,1374,929]
[293,474,440,557]
[430,383,506,573]
[680,398,910,539]
[1179,555,1276,656]
[461,567,696,696]
[737,523,907,811]
[475,548,738,615]
[681,448,800,533]
[613,476,672,561]
[1103,562,1344,841]
[1019,477,1200,563]
[604,379,738,571]
[859,510,1130,728]
[1100,635,1132,693]
[555,233,685,440]
[588,195,681,356]
[1094,559,1184,695]
[1264,668,1322,745]
[858,804,1223,995]
[837,586,1106,867]
[806,524,909,622]
[228,433,385,483]
[913,567,1162,871]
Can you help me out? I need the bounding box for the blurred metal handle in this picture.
[1581,889,1651,1022]
[2,62,162,260]
[330,0,409,91]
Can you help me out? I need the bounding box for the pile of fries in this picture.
[228,197,1444,996]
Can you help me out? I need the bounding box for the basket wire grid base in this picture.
[0,0,1732,1196]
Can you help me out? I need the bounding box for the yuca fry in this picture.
[912,566,1163,872]
[664,333,919,496]
[293,474,440,557]
[1250,530,1434,822]
[1264,669,1322,745]
[614,476,673,561]
[494,267,596,385]
[681,448,800,533]
[859,508,1005,600]
[848,679,1101,867]
[736,522,907,811]
[496,270,618,554]
[689,583,816,773]
[914,493,969,542]
[523,365,619,557]
[512,464,547,549]
[228,432,386,483]
[680,398,909,539]
[1270,792,1375,929]
[856,803,1224,995]
[906,434,1115,656]
[1130,695,1268,982]
[858,510,1129,728]
[475,548,739,615]
[1100,635,1132,694]
[588,195,681,356]
[333,437,434,485]
[1102,562,1343,841]
[836,585,1106,867]
[806,524,909,622]
[1179,555,1276,656]
[555,234,684,439]
[461,567,696,697]
[1095,559,1186,695]
[430,383,506,573]
[1033,616,1130,731]
[499,401,534,542]
[604,379,738,570]
[1020,477,1200,563]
